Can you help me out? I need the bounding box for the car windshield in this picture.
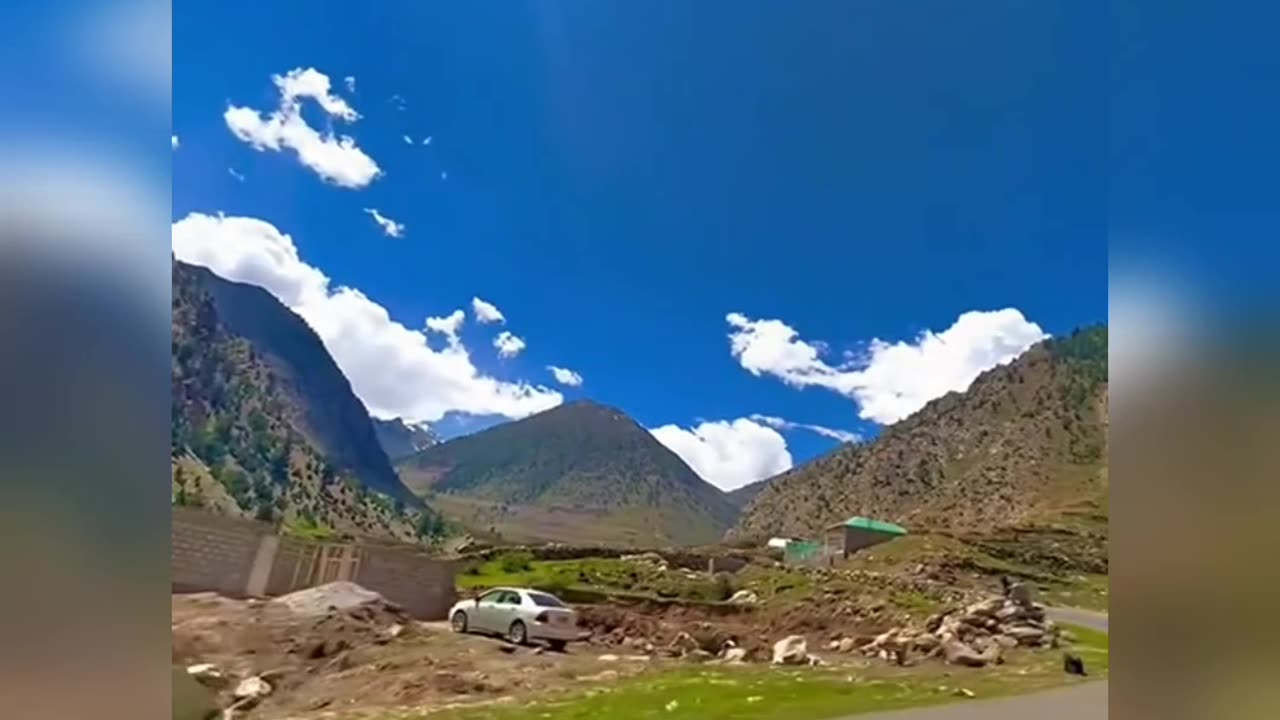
[526,592,567,608]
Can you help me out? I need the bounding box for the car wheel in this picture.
[548,639,567,653]
[451,611,468,633]
[508,620,528,645]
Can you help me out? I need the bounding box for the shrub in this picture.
[498,550,534,574]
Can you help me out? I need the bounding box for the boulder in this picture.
[233,676,273,702]
[992,634,1019,649]
[724,647,748,664]
[837,637,857,654]
[597,654,620,662]
[965,598,1004,618]
[727,590,759,605]
[185,663,226,688]
[1004,625,1046,646]
[940,636,1001,668]
[772,635,809,665]
[1009,583,1034,606]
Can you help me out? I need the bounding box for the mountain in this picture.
[730,326,1108,541]
[171,260,441,542]
[396,400,740,546]
[372,417,440,461]
[725,479,770,510]
[186,263,411,504]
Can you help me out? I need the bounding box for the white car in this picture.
[449,587,583,650]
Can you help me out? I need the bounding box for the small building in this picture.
[823,516,907,558]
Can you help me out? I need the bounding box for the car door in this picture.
[472,590,504,633]
[490,590,520,633]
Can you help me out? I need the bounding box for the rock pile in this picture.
[849,592,1060,668]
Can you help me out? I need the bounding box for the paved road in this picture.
[847,607,1109,720]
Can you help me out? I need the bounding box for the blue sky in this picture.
[173,1,1106,490]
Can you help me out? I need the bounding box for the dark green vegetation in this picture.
[397,401,739,546]
[732,326,1109,540]
[190,263,412,503]
[419,627,1108,720]
[171,260,441,542]
[372,417,440,461]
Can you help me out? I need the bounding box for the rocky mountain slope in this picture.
[171,260,441,542]
[372,417,440,461]
[730,326,1108,540]
[396,400,739,546]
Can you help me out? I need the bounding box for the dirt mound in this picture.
[270,581,400,617]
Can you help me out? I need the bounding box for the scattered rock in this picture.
[598,654,620,662]
[727,590,759,605]
[954,688,976,698]
[665,699,680,712]
[837,638,857,654]
[385,623,406,639]
[772,635,809,665]
[992,634,1019,649]
[724,647,748,664]
[233,676,273,703]
[746,696,763,703]
[498,644,517,655]
[827,640,842,651]
[532,646,546,655]
[185,663,226,688]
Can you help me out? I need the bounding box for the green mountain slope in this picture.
[171,260,442,542]
[730,326,1108,541]
[397,400,739,546]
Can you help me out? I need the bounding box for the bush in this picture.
[498,550,534,574]
[712,572,736,602]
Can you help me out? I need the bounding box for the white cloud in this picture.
[344,75,356,93]
[403,135,413,145]
[547,366,583,387]
[172,212,563,423]
[471,297,505,324]
[425,309,465,343]
[727,309,1048,425]
[227,168,245,182]
[493,331,527,358]
[363,208,405,238]
[224,67,381,189]
[650,418,793,491]
[441,171,448,180]
[422,136,433,146]
[171,135,179,150]
[748,414,860,444]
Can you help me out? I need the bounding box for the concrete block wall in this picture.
[356,545,457,620]
[172,509,457,618]
[171,507,268,597]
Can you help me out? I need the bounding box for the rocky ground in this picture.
[175,573,1078,720]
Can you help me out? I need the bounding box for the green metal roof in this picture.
[835,516,907,535]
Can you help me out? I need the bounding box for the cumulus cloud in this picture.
[493,331,527,358]
[650,418,793,491]
[471,297,505,324]
[344,75,356,93]
[403,135,413,145]
[424,309,465,343]
[748,414,861,444]
[727,309,1047,424]
[224,67,381,189]
[547,366,583,387]
[363,208,405,238]
[171,135,179,150]
[172,212,562,423]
